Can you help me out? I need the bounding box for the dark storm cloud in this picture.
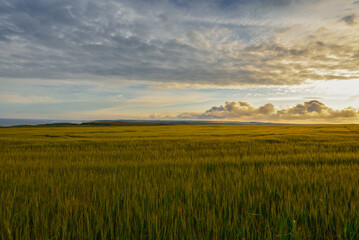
[0,0,358,85]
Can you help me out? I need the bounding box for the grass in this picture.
[0,124,359,239]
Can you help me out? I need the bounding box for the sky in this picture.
[0,0,359,123]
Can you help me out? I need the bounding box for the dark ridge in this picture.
[85,120,287,126]
[80,121,170,126]
[1,119,293,127]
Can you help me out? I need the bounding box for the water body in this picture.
[0,119,85,127]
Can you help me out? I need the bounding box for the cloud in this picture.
[340,14,356,25]
[0,0,358,86]
[277,100,358,119]
[173,100,359,122]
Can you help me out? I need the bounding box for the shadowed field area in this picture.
[0,125,359,239]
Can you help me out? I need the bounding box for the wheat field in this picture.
[0,124,359,239]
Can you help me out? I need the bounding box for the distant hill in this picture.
[81,120,288,126]
[1,119,291,127]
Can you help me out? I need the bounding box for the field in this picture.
[0,124,359,239]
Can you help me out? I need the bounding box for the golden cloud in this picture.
[175,100,359,123]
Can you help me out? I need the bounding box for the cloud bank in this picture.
[175,100,359,122]
[0,0,358,86]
